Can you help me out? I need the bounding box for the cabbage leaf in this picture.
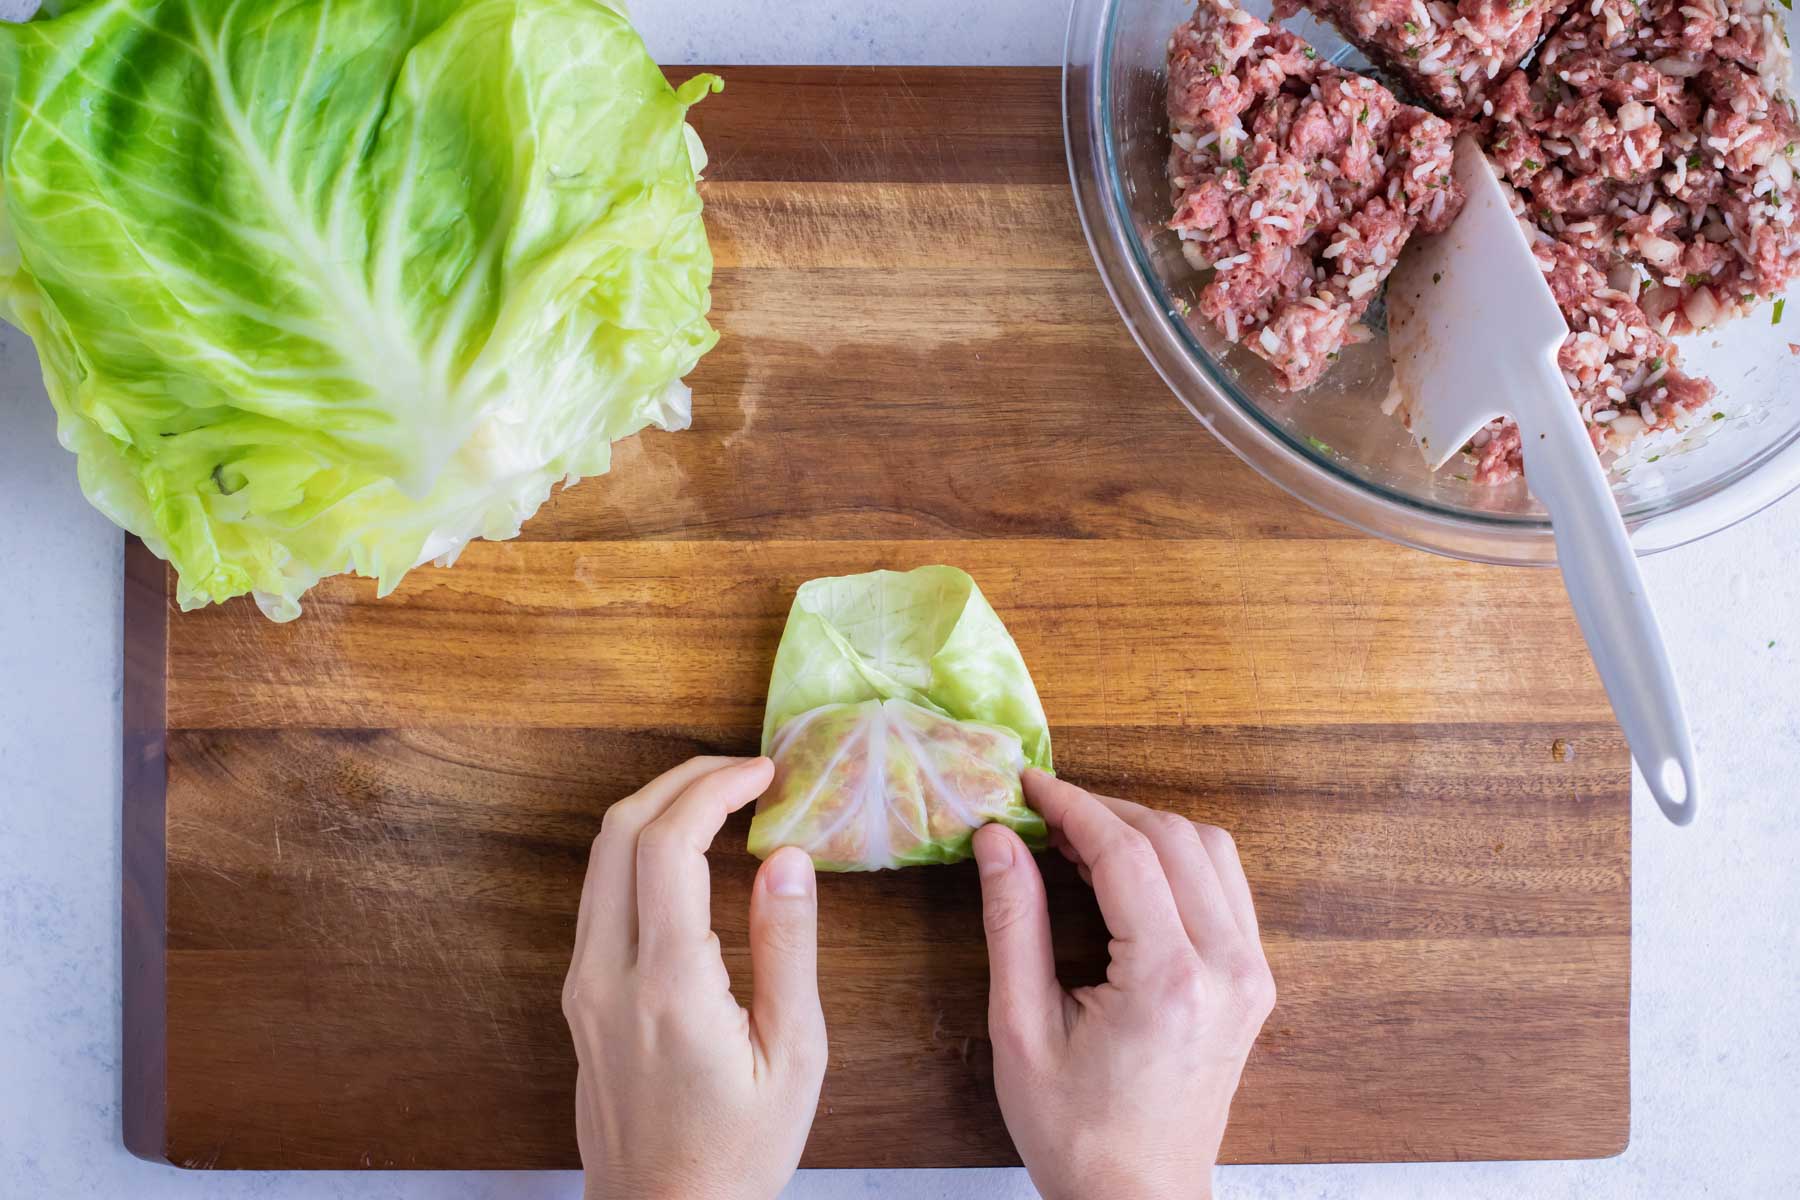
[750,698,1042,872]
[751,566,1053,870]
[760,565,1054,771]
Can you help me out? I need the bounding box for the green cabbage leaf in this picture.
[752,566,1053,870]
[0,0,720,618]
[751,697,1039,872]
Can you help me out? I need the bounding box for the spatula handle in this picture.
[1517,353,1700,825]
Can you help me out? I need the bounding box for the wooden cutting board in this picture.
[122,67,1630,1171]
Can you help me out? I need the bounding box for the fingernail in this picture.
[765,847,814,898]
[974,826,1013,878]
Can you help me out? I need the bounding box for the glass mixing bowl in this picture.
[1065,0,1800,564]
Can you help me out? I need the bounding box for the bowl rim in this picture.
[1062,0,1800,564]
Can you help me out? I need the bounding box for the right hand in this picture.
[971,770,1276,1200]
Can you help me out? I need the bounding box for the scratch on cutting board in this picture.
[1130,553,1165,779]
[1226,535,1289,806]
[181,1144,224,1170]
[1226,536,1273,733]
[197,861,245,890]
[705,139,744,180]
[894,71,924,115]
[170,872,243,951]
[1090,577,1115,765]
[403,814,517,1058]
[1325,541,1378,689]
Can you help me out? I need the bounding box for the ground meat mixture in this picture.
[1486,0,1800,335]
[1163,0,1789,479]
[1275,0,1577,116]
[1166,0,1464,390]
[1468,206,1717,483]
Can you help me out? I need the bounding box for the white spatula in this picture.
[1387,134,1700,825]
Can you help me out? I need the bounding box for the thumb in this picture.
[973,824,1059,1045]
[749,846,827,1080]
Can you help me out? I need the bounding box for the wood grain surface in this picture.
[123,66,1630,1172]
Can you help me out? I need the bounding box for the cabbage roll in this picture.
[749,699,1042,871]
[749,565,1052,871]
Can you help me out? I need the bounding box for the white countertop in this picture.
[2,2,1797,1196]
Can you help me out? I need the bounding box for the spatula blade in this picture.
[1387,135,1571,470]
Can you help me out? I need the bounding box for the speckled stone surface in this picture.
[1,2,1796,1197]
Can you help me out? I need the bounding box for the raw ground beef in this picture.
[1166,0,1464,390]
[1486,0,1800,335]
[1275,0,1577,116]
[1162,0,1791,481]
[1465,204,1717,483]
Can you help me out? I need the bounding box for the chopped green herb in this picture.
[1453,473,1470,481]
[1775,298,1787,324]
[1403,20,1420,34]
[1326,350,1340,360]
[1647,356,1663,371]
[1304,46,1318,59]
[1305,436,1335,455]
[1358,105,1369,124]
[1405,45,1421,58]
[1230,154,1249,185]
[1712,411,1726,421]
[1686,152,1703,170]
[1771,640,1779,649]
[1521,157,1542,172]
[1648,455,1661,463]
[1684,273,1709,287]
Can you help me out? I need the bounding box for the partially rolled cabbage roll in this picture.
[750,698,1041,871]
[749,565,1053,872]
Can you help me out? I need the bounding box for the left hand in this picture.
[562,756,827,1200]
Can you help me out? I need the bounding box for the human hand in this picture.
[562,756,827,1200]
[972,770,1276,1200]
